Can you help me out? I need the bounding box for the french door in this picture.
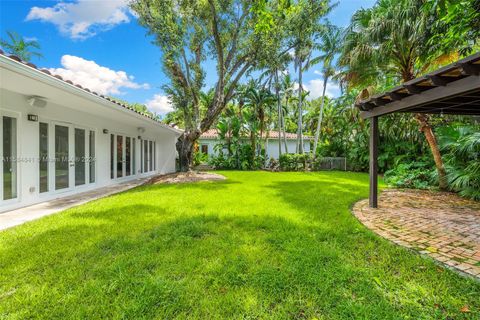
[1,114,18,203]
[48,123,95,193]
[110,133,135,179]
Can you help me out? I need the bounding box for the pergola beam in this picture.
[360,75,480,119]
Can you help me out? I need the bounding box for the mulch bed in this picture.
[146,171,226,185]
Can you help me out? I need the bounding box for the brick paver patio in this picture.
[353,189,480,279]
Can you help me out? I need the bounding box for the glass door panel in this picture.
[149,141,153,172]
[126,137,131,176]
[55,125,70,190]
[143,140,148,173]
[2,116,17,200]
[89,131,95,183]
[110,134,114,179]
[117,135,123,178]
[132,138,136,175]
[39,123,49,193]
[75,128,86,186]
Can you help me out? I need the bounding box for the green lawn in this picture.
[0,171,479,319]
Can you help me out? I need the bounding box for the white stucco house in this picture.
[0,51,182,213]
[198,129,312,160]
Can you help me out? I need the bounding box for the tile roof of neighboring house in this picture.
[0,49,181,133]
[200,129,313,140]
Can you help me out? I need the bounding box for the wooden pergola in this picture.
[355,52,480,208]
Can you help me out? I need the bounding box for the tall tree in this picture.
[311,24,343,159]
[132,0,291,171]
[340,0,451,189]
[288,0,332,154]
[0,31,42,61]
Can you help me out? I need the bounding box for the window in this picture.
[89,131,95,183]
[39,123,49,193]
[2,116,17,200]
[201,144,208,155]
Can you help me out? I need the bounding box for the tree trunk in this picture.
[250,131,256,165]
[401,71,447,191]
[281,107,288,153]
[176,131,198,172]
[297,58,304,154]
[313,75,328,160]
[275,70,282,158]
[414,113,448,190]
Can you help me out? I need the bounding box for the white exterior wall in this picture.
[0,57,180,213]
[265,139,311,160]
[198,138,311,160]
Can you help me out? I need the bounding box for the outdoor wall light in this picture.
[27,96,47,108]
[137,127,146,134]
[103,129,109,134]
[27,114,38,122]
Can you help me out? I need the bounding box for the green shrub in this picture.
[279,153,311,171]
[384,162,433,189]
[209,143,264,170]
[193,151,208,166]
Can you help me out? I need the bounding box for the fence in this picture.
[314,157,347,171]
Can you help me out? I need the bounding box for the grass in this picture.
[0,171,479,319]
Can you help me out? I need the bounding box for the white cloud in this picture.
[304,79,340,99]
[145,94,174,115]
[294,79,340,100]
[48,55,149,95]
[26,0,131,40]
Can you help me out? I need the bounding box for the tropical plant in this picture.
[340,0,450,189]
[0,31,42,61]
[438,125,480,200]
[312,23,343,158]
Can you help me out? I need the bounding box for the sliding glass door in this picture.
[1,116,17,201]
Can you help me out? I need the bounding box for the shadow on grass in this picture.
[127,179,241,194]
[4,209,477,319]
[0,212,400,319]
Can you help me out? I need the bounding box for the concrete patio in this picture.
[0,177,150,231]
[353,189,480,279]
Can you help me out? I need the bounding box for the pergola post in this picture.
[369,116,379,208]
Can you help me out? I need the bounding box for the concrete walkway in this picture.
[0,177,150,231]
[353,189,480,280]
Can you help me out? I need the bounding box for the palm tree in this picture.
[244,81,275,157]
[280,73,296,152]
[288,0,333,154]
[0,31,42,61]
[340,0,449,189]
[312,24,343,159]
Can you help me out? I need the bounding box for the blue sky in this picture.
[0,0,375,116]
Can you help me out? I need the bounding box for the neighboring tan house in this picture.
[199,129,312,160]
[0,51,182,213]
